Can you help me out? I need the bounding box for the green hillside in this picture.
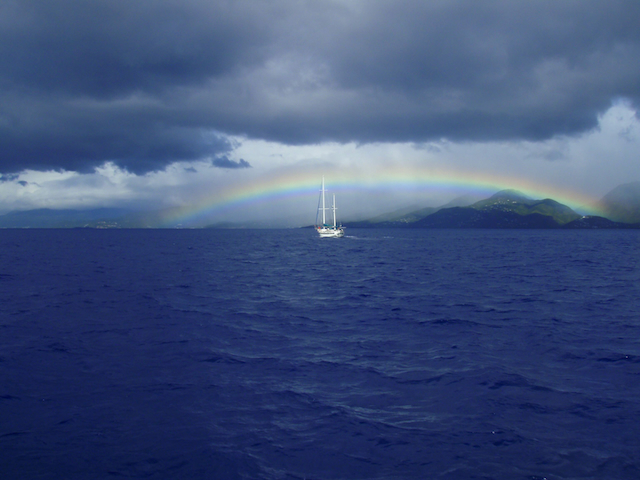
[471,190,581,225]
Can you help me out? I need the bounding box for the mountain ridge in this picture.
[470,191,582,225]
[347,185,640,229]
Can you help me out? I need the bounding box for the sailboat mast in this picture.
[332,194,337,228]
[321,176,326,225]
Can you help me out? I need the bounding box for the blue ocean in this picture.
[1,228,639,480]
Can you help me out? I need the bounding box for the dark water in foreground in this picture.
[1,228,639,480]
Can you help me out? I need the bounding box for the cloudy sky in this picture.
[1,0,639,223]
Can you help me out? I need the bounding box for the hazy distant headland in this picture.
[1,182,640,229]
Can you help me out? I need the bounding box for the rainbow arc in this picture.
[161,167,603,226]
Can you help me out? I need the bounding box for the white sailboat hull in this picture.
[316,226,345,238]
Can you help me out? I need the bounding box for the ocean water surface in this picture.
[1,228,639,479]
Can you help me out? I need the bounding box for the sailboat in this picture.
[316,177,345,238]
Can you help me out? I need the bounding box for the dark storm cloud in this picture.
[0,174,19,183]
[211,156,251,169]
[1,0,639,174]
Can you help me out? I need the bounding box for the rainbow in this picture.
[161,166,604,226]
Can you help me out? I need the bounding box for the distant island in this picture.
[0,208,156,229]
[1,182,640,229]
[347,182,640,229]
